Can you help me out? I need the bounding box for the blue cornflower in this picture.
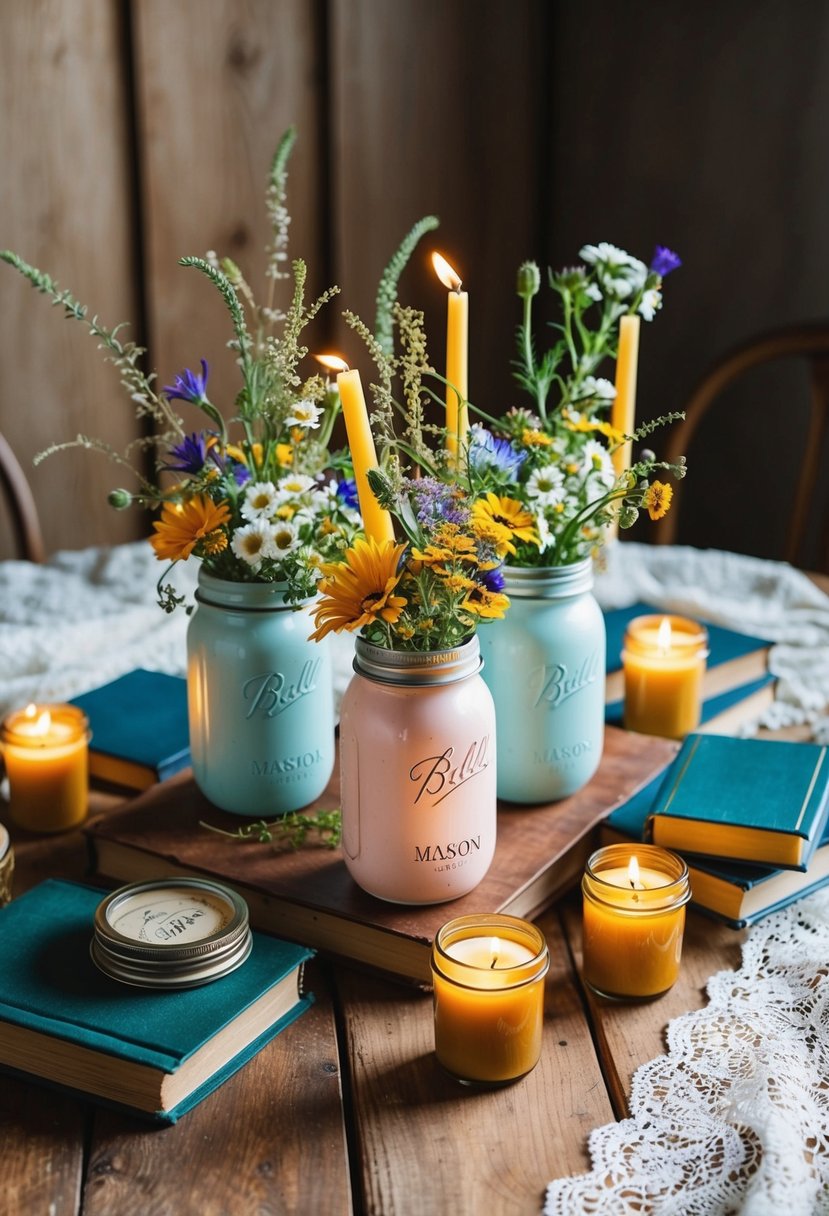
[164,432,208,473]
[231,461,251,486]
[467,426,526,480]
[164,358,210,404]
[336,478,360,510]
[479,566,506,593]
[650,246,682,278]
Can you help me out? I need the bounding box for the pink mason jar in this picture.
[339,636,497,904]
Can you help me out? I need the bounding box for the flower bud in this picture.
[639,448,655,464]
[517,261,541,300]
[107,488,132,510]
[619,505,639,529]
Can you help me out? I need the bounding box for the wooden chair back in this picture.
[0,433,45,562]
[655,324,829,572]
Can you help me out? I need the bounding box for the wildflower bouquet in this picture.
[1,128,360,610]
[464,242,685,567]
[308,237,520,653]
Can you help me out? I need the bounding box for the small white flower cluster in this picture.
[579,242,662,322]
[521,426,615,554]
[231,474,358,571]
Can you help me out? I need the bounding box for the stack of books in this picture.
[602,602,775,734]
[601,733,829,927]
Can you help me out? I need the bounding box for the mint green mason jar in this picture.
[186,570,335,816]
[478,558,605,804]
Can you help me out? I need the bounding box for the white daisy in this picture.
[285,398,323,429]
[231,519,277,570]
[535,512,554,553]
[277,473,316,496]
[582,440,616,489]
[241,481,279,522]
[577,376,616,403]
[270,521,301,556]
[638,288,662,322]
[526,464,566,507]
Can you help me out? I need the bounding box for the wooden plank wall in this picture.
[2,0,829,563]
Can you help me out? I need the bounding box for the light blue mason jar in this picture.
[479,557,605,803]
[186,570,335,816]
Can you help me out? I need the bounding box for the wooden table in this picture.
[2,787,750,1216]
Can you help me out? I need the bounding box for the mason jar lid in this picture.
[353,635,482,685]
[502,556,594,599]
[91,878,252,989]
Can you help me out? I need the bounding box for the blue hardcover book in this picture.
[603,602,771,705]
[71,668,190,789]
[602,771,829,927]
[605,671,776,731]
[0,880,314,1123]
[648,734,829,870]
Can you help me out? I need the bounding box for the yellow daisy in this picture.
[521,428,553,447]
[150,496,231,562]
[276,442,293,467]
[471,493,539,555]
[310,537,409,641]
[644,480,673,521]
[460,586,510,619]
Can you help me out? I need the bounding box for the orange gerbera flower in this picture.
[309,537,409,641]
[643,480,673,521]
[150,496,231,562]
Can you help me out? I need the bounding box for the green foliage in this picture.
[200,808,343,850]
[374,214,439,355]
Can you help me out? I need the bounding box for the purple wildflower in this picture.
[650,247,682,278]
[164,358,210,403]
[467,426,526,480]
[478,566,506,593]
[231,461,251,486]
[164,431,209,473]
[336,478,360,510]
[405,476,470,530]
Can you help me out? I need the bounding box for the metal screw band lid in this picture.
[91,878,252,989]
[353,635,482,685]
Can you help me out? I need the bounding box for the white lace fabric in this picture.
[544,887,829,1215]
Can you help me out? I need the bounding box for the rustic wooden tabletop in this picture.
[1,785,748,1216]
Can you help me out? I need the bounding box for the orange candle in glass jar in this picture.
[622,614,708,738]
[582,844,690,1000]
[431,914,549,1086]
[1,704,90,832]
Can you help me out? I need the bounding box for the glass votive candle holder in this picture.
[431,914,549,1086]
[0,824,14,906]
[581,843,691,1001]
[622,614,709,738]
[1,704,91,833]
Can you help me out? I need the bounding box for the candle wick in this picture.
[490,956,497,969]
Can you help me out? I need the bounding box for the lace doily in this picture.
[544,886,829,1215]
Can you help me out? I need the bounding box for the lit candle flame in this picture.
[431,251,463,292]
[489,936,500,969]
[23,704,52,735]
[627,855,644,892]
[657,617,672,652]
[315,353,349,374]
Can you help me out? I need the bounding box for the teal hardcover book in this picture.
[647,734,829,869]
[602,771,829,927]
[0,880,314,1123]
[70,668,190,789]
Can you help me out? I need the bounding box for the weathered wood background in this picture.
[2,0,829,564]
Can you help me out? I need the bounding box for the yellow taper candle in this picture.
[581,844,691,1000]
[315,356,395,546]
[431,252,469,463]
[612,313,640,476]
[431,914,549,1085]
